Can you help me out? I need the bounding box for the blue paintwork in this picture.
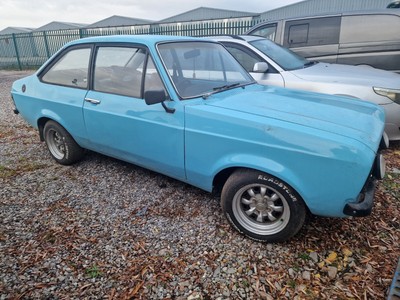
[11,35,386,218]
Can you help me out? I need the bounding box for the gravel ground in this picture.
[1,71,399,299]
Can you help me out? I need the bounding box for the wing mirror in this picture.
[144,90,175,114]
[253,62,269,73]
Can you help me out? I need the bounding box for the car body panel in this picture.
[214,35,400,141]
[246,10,400,73]
[12,75,89,145]
[83,90,186,180]
[184,86,381,216]
[11,35,386,219]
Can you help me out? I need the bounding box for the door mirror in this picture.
[144,90,175,114]
[144,90,166,105]
[253,62,269,73]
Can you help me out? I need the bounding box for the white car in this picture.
[211,35,400,141]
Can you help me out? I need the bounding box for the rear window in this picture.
[41,47,91,88]
[283,17,341,48]
[340,14,400,43]
[248,24,277,41]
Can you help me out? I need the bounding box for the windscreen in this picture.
[157,41,254,98]
[250,39,309,71]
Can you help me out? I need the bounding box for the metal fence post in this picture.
[11,34,22,70]
[43,32,51,59]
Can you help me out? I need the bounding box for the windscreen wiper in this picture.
[303,61,318,68]
[213,82,241,91]
[202,83,243,99]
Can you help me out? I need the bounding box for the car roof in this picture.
[208,35,265,43]
[248,9,400,32]
[67,34,208,47]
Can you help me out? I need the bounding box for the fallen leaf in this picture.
[342,248,353,257]
[326,252,337,263]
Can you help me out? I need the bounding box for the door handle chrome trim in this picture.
[84,98,101,104]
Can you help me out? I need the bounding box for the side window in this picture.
[340,14,400,43]
[93,46,146,98]
[249,24,277,41]
[144,56,166,95]
[288,24,309,45]
[284,17,341,48]
[223,43,263,72]
[41,47,91,88]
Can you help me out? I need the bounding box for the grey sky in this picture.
[0,0,304,30]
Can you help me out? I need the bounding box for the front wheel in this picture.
[221,169,306,242]
[43,120,84,165]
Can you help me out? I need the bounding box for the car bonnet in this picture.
[290,62,400,89]
[204,84,385,151]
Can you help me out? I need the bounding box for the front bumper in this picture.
[11,94,19,114]
[343,148,386,217]
[343,177,376,217]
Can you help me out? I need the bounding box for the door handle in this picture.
[84,98,101,104]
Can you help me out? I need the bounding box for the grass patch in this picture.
[0,161,48,179]
[382,172,400,199]
[0,165,17,178]
[86,265,102,279]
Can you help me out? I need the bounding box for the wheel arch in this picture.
[333,94,360,99]
[37,108,67,141]
[212,163,308,210]
[38,117,52,141]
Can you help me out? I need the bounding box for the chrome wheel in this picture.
[232,183,290,236]
[43,120,84,165]
[221,169,306,242]
[45,128,66,160]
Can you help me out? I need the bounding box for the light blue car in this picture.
[11,35,387,242]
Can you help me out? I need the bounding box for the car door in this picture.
[83,44,186,180]
[283,17,340,63]
[222,42,285,87]
[37,45,92,145]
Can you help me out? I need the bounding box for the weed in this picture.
[0,161,47,179]
[86,265,102,279]
[298,253,310,261]
[0,165,17,178]
[287,279,296,289]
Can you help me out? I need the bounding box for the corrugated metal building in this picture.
[86,16,153,29]
[259,0,391,21]
[160,7,257,23]
[0,27,33,35]
[83,16,153,37]
[34,21,87,32]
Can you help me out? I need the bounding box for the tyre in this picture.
[221,169,306,242]
[43,120,84,165]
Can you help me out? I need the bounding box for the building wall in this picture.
[259,0,391,21]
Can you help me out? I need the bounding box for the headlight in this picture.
[380,132,389,150]
[373,87,400,104]
[372,153,386,180]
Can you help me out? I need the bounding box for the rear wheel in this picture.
[43,120,84,165]
[221,169,306,242]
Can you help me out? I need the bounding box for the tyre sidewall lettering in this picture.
[221,170,306,242]
[257,174,298,202]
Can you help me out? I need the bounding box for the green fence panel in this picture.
[0,18,264,70]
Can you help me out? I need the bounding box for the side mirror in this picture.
[253,62,269,73]
[144,90,166,105]
[144,90,175,114]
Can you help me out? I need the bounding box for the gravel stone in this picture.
[327,266,338,279]
[302,271,311,281]
[309,252,319,262]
